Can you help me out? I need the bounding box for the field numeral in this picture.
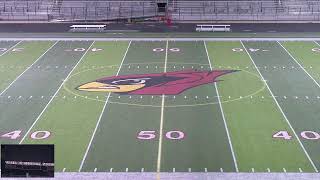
[273,131,292,140]
[300,131,320,140]
[1,130,22,140]
[273,130,320,140]
[65,48,103,52]
[0,130,51,140]
[138,130,185,140]
[153,48,180,52]
[312,48,320,52]
[232,48,268,52]
[137,131,156,140]
[165,131,185,140]
[30,131,51,140]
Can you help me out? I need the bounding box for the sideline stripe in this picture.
[240,40,318,172]
[204,41,239,172]
[78,41,132,172]
[0,41,58,97]
[278,41,320,89]
[19,41,94,144]
[3,38,320,41]
[0,41,22,56]
[156,40,168,179]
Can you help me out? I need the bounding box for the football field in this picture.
[1,39,320,174]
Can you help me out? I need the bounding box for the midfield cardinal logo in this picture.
[76,69,238,95]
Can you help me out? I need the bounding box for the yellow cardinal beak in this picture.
[77,82,145,93]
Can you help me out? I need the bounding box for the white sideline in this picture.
[78,41,132,172]
[2,38,320,41]
[240,40,318,173]
[203,41,239,172]
[0,41,57,97]
[19,41,95,144]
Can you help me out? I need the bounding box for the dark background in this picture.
[1,144,54,178]
[0,22,319,33]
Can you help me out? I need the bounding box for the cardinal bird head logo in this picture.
[76,69,239,95]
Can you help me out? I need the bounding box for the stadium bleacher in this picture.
[0,0,319,21]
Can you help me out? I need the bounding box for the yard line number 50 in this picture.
[137,130,185,140]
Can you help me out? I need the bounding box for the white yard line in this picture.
[278,41,320,89]
[240,40,318,172]
[0,41,58,97]
[19,41,94,144]
[0,40,22,56]
[203,41,239,172]
[156,40,168,179]
[78,41,132,172]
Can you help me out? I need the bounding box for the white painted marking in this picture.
[79,41,131,172]
[279,41,320,92]
[0,41,58,98]
[241,40,318,172]
[203,41,238,172]
[157,40,168,177]
[20,41,93,146]
[204,41,238,172]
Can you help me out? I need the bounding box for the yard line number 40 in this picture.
[273,130,320,140]
[1,130,50,140]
